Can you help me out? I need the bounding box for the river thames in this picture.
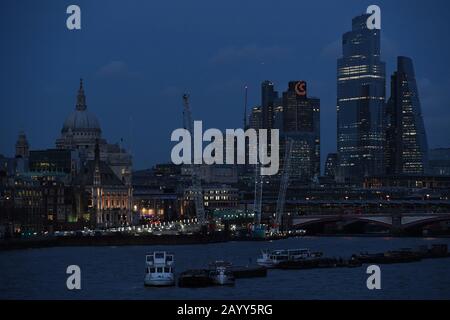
[1,236,450,300]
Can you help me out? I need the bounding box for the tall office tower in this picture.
[261,80,278,129]
[337,14,386,182]
[385,56,429,175]
[282,81,320,181]
[249,106,263,130]
[273,105,284,131]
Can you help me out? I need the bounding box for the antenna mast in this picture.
[243,85,248,129]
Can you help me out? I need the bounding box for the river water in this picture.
[1,236,450,300]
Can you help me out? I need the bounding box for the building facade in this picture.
[184,185,239,214]
[29,149,80,179]
[385,56,429,175]
[282,81,320,181]
[73,143,132,228]
[337,14,386,182]
[429,148,450,176]
[261,80,278,130]
[248,106,262,130]
[324,153,338,178]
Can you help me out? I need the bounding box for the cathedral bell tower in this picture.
[15,131,29,158]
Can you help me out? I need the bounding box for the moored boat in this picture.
[356,249,422,264]
[144,251,175,287]
[209,265,235,286]
[256,248,322,268]
[208,261,267,279]
[230,265,267,278]
[178,269,213,288]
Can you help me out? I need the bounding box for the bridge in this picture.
[290,212,450,233]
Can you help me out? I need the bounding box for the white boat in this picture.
[256,249,322,268]
[144,251,175,287]
[208,261,235,286]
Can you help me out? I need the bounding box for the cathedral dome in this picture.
[62,79,101,134]
[62,109,101,133]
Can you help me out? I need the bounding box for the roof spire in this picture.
[76,78,87,111]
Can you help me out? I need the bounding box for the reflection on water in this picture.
[1,237,450,300]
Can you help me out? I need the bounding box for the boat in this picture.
[230,265,267,278]
[208,262,235,286]
[256,249,322,268]
[382,250,422,263]
[256,249,288,267]
[178,269,213,288]
[356,249,422,264]
[208,261,267,279]
[277,257,332,269]
[144,251,175,287]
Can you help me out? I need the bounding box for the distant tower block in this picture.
[15,131,29,158]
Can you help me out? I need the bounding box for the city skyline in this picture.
[1,0,450,170]
[2,2,450,303]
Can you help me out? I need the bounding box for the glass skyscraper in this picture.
[261,80,278,130]
[337,14,386,182]
[385,56,429,175]
[282,81,320,181]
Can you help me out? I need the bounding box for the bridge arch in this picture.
[340,217,392,229]
[402,215,450,231]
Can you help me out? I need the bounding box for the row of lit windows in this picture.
[338,74,384,81]
[338,96,384,102]
[204,196,234,201]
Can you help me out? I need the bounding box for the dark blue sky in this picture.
[1,0,450,170]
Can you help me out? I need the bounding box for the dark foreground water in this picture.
[1,237,450,300]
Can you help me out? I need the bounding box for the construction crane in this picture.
[274,138,294,232]
[253,162,263,227]
[182,94,206,225]
[251,157,267,238]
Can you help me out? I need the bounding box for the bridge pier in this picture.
[390,213,404,235]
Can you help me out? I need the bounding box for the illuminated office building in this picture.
[261,80,278,129]
[282,81,320,181]
[337,14,386,182]
[249,106,262,130]
[385,56,428,175]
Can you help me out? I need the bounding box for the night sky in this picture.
[1,0,450,170]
